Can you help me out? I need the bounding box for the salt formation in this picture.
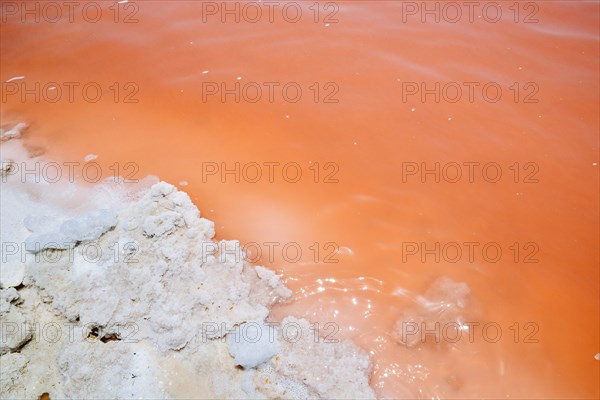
[0,132,375,399]
[393,277,471,348]
[24,209,118,251]
[254,317,374,399]
[227,320,280,368]
[0,122,27,142]
[0,288,32,355]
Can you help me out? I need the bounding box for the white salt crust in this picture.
[0,134,376,399]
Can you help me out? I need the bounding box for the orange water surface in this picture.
[1,1,599,398]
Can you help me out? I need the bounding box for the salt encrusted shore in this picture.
[0,132,375,399]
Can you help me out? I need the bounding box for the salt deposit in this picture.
[0,131,375,399]
[393,277,471,348]
[226,320,280,369]
[0,122,27,142]
[0,288,32,355]
[24,209,118,251]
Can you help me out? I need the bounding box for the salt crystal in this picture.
[25,209,118,251]
[227,320,280,369]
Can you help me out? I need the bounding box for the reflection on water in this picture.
[1,1,598,398]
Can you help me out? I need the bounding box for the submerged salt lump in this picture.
[227,320,280,368]
[253,317,376,399]
[213,317,376,399]
[393,277,471,348]
[0,122,27,142]
[24,209,117,251]
[419,276,470,309]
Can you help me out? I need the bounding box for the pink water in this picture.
[1,1,599,398]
